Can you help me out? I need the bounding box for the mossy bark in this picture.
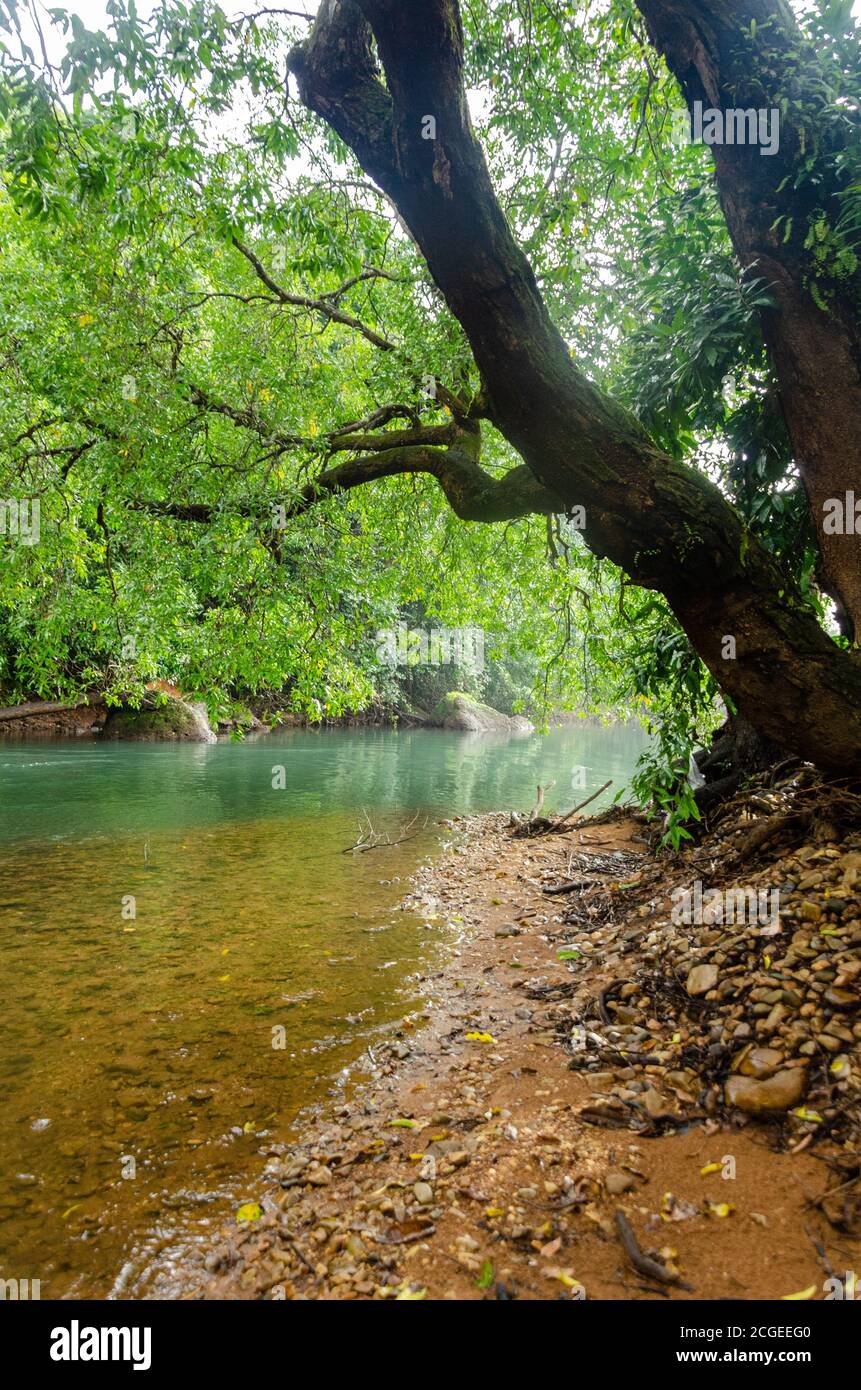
[637,0,861,635]
[289,0,861,775]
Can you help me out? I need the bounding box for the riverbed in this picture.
[0,722,646,1298]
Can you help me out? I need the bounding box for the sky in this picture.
[16,0,861,65]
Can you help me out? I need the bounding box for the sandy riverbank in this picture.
[197,805,861,1301]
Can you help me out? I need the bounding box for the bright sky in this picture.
[20,0,315,54]
[18,0,861,65]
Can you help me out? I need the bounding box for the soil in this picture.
[198,808,861,1302]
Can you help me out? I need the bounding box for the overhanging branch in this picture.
[134,444,564,526]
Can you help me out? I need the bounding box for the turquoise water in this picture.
[0,722,646,1298]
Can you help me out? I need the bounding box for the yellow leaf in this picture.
[465,1031,496,1044]
[700,1162,722,1177]
[395,1286,427,1300]
[236,1202,262,1222]
[485,1207,505,1218]
[781,1285,817,1301]
[791,1107,823,1123]
[78,313,93,326]
[708,1202,735,1218]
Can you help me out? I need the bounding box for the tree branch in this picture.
[134,444,564,526]
[286,0,861,774]
[231,235,397,350]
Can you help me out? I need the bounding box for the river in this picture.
[0,721,647,1298]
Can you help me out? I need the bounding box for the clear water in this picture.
[0,722,647,1298]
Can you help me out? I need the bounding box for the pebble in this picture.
[725,1068,808,1115]
[686,963,719,996]
[604,1170,635,1195]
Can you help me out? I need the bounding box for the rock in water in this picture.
[429,692,534,733]
[101,696,217,742]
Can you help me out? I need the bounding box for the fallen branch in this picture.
[511,780,613,838]
[556,780,613,827]
[375,1225,436,1246]
[529,780,556,822]
[614,1210,694,1290]
[0,693,106,721]
[341,808,427,853]
[543,874,606,896]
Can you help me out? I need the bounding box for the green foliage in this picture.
[0,0,854,826]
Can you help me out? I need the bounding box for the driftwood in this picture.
[529,780,556,822]
[555,779,614,826]
[614,1210,694,1290]
[341,808,427,853]
[0,693,106,721]
[512,779,613,838]
[543,875,606,896]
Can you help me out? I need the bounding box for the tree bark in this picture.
[636,0,861,636]
[288,0,861,776]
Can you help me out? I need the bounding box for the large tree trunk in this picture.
[637,0,861,637]
[288,0,861,776]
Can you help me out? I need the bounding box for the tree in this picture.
[285,0,861,774]
[1,0,860,775]
[638,0,861,637]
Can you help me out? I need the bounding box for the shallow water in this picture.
[0,722,646,1298]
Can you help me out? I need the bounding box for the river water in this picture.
[0,721,646,1298]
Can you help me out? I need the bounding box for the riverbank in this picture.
[197,797,861,1301]
[0,693,615,740]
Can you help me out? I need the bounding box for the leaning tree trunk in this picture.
[637,0,861,638]
[289,0,861,776]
